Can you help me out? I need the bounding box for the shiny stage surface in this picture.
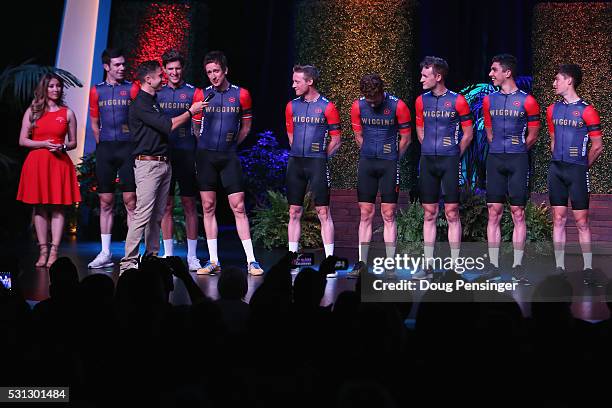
[13,233,357,307]
[9,231,612,322]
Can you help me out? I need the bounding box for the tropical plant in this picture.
[251,190,322,249]
[238,131,289,210]
[393,189,552,254]
[0,61,83,112]
[501,198,552,244]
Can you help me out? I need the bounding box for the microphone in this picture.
[204,92,214,102]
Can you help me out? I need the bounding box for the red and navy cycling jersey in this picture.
[483,90,540,153]
[157,83,204,151]
[89,81,139,142]
[350,93,411,160]
[285,95,341,158]
[197,84,252,152]
[415,90,472,156]
[547,99,602,166]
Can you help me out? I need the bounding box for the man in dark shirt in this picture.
[120,60,204,272]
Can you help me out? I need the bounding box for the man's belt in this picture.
[136,155,168,162]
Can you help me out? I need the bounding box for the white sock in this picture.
[513,249,524,267]
[385,244,396,260]
[424,245,434,269]
[451,248,460,263]
[207,239,218,263]
[488,246,499,268]
[289,241,299,253]
[554,249,565,269]
[359,243,370,263]
[101,234,111,254]
[163,239,173,257]
[324,243,334,258]
[583,252,593,270]
[187,239,197,259]
[242,239,256,263]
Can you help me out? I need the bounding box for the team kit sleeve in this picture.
[285,101,294,135]
[239,88,253,120]
[350,100,362,133]
[414,95,424,127]
[583,105,603,138]
[524,95,541,127]
[88,86,100,119]
[482,95,491,128]
[325,102,341,137]
[192,88,204,124]
[546,104,555,135]
[130,82,140,100]
[455,94,473,126]
[396,99,411,135]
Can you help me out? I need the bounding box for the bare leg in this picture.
[574,209,592,269]
[422,203,438,267]
[288,205,303,245]
[552,206,567,269]
[161,195,174,240]
[99,193,114,234]
[47,205,65,267]
[182,196,199,240]
[123,191,137,228]
[316,205,334,245]
[200,191,218,240]
[487,203,503,267]
[228,192,250,240]
[510,205,526,267]
[34,206,50,267]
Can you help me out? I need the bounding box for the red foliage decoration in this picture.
[128,3,191,80]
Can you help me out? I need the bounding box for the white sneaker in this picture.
[187,256,202,271]
[88,251,114,268]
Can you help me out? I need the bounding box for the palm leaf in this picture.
[0,61,83,112]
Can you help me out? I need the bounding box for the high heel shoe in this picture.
[46,244,59,268]
[35,243,49,267]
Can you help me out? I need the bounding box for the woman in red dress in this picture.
[16,73,81,267]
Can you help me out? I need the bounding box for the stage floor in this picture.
[8,228,612,322]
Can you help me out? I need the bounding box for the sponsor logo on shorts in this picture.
[395,162,400,190]
[586,171,590,193]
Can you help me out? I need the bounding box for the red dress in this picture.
[16,107,81,205]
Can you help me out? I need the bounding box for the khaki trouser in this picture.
[120,160,172,271]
